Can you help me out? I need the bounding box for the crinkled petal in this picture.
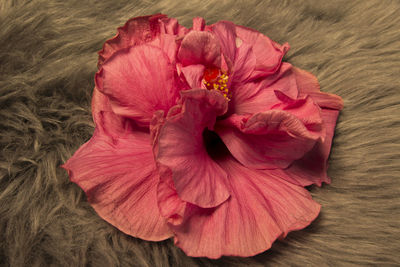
[171,156,320,258]
[294,66,344,110]
[95,44,181,126]
[98,14,167,67]
[156,89,230,208]
[269,108,340,186]
[271,91,325,137]
[235,24,289,78]
[181,64,205,88]
[94,110,139,141]
[159,16,189,36]
[211,21,237,68]
[62,130,172,241]
[231,63,298,115]
[192,17,205,31]
[148,33,179,65]
[177,31,221,67]
[156,164,187,226]
[91,86,148,141]
[216,101,323,169]
[91,86,112,125]
[230,42,256,85]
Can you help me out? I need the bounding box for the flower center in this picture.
[202,67,230,100]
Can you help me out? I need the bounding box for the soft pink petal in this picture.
[155,89,230,208]
[98,14,167,67]
[91,86,112,125]
[92,86,110,114]
[269,108,340,186]
[156,164,187,226]
[62,130,172,241]
[246,97,323,138]
[211,21,237,67]
[181,64,205,88]
[192,17,205,31]
[148,33,179,65]
[211,22,263,86]
[293,66,344,110]
[91,87,148,141]
[231,63,298,115]
[271,92,325,137]
[94,110,140,141]
[95,44,181,126]
[171,157,320,258]
[228,42,257,89]
[159,16,189,36]
[216,105,322,169]
[177,31,221,67]
[235,24,289,78]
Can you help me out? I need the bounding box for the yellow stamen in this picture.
[202,69,231,101]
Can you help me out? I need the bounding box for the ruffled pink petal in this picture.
[228,42,257,89]
[271,91,325,137]
[177,31,221,67]
[147,33,179,65]
[269,108,340,186]
[294,66,344,110]
[62,130,172,241]
[98,14,167,68]
[91,87,147,142]
[180,64,205,88]
[92,86,110,114]
[159,16,189,36]
[216,103,323,169]
[231,63,299,115]
[95,44,181,126]
[171,156,320,258]
[211,21,237,68]
[156,164,187,226]
[235,24,289,78]
[94,110,139,141]
[155,89,230,208]
[91,86,112,125]
[192,17,205,31]
[211,21,263,86]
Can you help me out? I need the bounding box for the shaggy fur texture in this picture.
[1,0,399,266]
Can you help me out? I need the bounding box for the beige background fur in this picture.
[0,0,399,266]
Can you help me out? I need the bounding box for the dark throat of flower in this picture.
[202,128,230,161]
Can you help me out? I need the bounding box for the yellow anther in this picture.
[202,69,231,101]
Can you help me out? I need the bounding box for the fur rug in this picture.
[1,0,399,266]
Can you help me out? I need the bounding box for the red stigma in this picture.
[203,67,220,82]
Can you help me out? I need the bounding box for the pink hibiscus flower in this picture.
[62,14,343,258]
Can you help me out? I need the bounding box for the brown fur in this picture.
[1,0,399,266]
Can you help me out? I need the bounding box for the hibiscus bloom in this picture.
[62,14,343,258]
